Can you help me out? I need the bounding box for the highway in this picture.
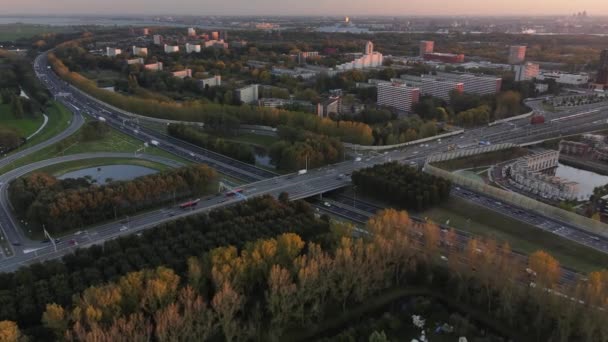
[0,51,607,272]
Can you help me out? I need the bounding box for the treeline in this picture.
[352,162,451,211]
[9,165,217,233]
[3,209,603,341]
[167,123,255,164]
[270,126,344,171]
[0,196,329,339]
[0,126,24,155]
[0,49,50,106]
[48,49,374,145]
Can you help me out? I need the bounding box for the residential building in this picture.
[423,52,465,63]
[317,96,342,117]
[132,46,148,57]
[419,41,434,58]
[185,43,201,53]
[105,47,122,57]
[400,74,464,101]
[335,41,383,71]
[377,82,420,113]
[559,140,593,156]
[198,75,222,88]
[435,72,502,95]
[188,27,196,36]
[297,51,319,64]
[164,44,180,53]
[144,62,163,71]
[514,62,540,81]
[508,45,527,64]
[127,58,144,65]
[203,40,228,49]
[172,69,192,79]
[597,49,608,85]
[142,28,149,35]
[535,83,549,93]
[211,31,219,40]
[236,84,259,104]
[537,72,590,86]
[153,35,163,45]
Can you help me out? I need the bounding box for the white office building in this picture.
[132,46,148,56]
[377,82,420,113]
[105,47,122,57]
[236,84,260,104]
[198,75,222,88]
[537,72,590,86]
[164,44,180,53]
[185,43,201,53]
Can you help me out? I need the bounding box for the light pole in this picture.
[43,225,57,253]
[353,186,357,208]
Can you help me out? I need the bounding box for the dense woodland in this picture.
[168,123,256,164]
[0,196,330,339]
[1,209,606,341]
[269,126,344,171]
[9,165,217,233]
[352,162,452,211]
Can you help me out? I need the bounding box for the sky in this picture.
[3,0,608,17]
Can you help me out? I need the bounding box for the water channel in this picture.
[58,164,158,185]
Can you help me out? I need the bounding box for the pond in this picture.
[254,147,275,169]
[554,163,608,200]
[58,164,158,185]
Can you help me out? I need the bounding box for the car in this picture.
[120,226,128,232]
[68,240,77,246]
[323,202,331,207]
[167,212,176,217]
[11,241,21,246]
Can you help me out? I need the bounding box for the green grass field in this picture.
[0,24,71,41]
[0,103,44,137]
[419,196,608,273]
[0,121,190,175]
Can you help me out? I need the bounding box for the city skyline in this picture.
[3,0,608,16]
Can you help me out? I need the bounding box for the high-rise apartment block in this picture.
[105,47,122,57]
[188,27,196,36]
[419,41,434,57]
[508,45,527,64]
[211,31,220,40]
[185,43,201,53]
[597,49,608,85]
[434,72,502,95]
[400,75,464,101]
[514,62,540,81]
[377,82,420,113]
[164,44,180,53]
[335,41,383,71]
[236,84,260,104]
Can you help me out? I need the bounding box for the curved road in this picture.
[0,152,185,261]
[0,54,84,170]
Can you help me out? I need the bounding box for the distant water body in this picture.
[0,16,183,27]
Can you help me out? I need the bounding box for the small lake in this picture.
[58,164,157,185]
[554,163,608,200]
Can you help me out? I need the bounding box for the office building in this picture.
[377,82,420,113]
[185,43,201,53]
[188,27,196,36]
[514,62,540,81]
[423,52,465,64]
[198,75,222,88]
[105,47,122,57]
[127,58,144,65]
[164,44,180,53]
[144,62,163,71]
[153,35,163,45]
[419,41,434,58]
[537,71,590,86]
[597,49,608,85]
[508,45,527,64]
[435,72,502,95]
[400,74,464,101]
[172,69,192,79]
[236,84,260,104]
[335,41,383,71]
[132,46,148,57]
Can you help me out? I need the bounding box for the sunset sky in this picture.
[3,0,608,16]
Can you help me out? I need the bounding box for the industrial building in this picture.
[377,82,420,113]
[537,71,590,86]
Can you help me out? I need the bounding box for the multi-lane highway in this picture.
[1,51,608,273]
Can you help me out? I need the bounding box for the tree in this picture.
[495,91,521,119]
[9,95,24,119]
[369,330,390,342]
[529,250,561,288]
[0,321,25,342]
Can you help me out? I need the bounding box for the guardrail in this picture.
[344,130,465,151]
[487,111,534,127]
